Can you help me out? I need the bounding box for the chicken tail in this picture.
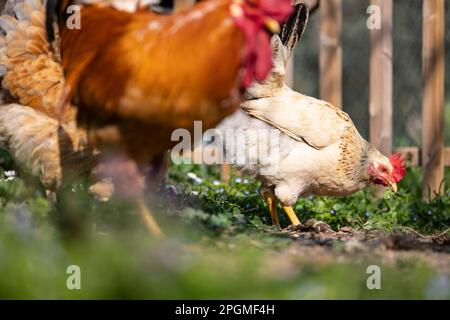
[271,2,310,80]
[279,2,309,61]
[45,0,63,44]
[0,0,66,120]
[0,103,64,190]
[0,102,100,191]
[245,3,310,99]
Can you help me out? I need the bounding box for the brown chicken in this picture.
[43,0,293,235]
[47,0,291,159]
[0,0,118,203]
[0,0,189,200]
[0,0,292,235]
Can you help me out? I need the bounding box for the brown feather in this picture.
[59,1,246,164]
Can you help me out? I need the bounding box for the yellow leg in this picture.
[282,206,301,226]
[137,199,164,237]
[263,192,281,229]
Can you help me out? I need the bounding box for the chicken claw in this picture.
[308,220,333,233]
[288,219,333,234]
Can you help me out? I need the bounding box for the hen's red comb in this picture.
[389,154,406,182]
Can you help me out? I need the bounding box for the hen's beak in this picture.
[265,18,280,33]
[389,182,398,193]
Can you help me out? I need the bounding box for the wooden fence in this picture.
[177,0,447,198]
[312,0,447,199]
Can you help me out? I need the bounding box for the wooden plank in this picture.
[174,0,195,11]
[369,0,393,156]
[220,164,231,182]
[319,0,342,108]
[394,147,450,168]
[395,147,421,167]
[445,148,450,167]
[422,0,445,198]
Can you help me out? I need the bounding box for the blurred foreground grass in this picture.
[0,151,449,299]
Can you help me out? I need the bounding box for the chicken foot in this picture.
[289,219,333,234]
[261,187,301,228]
[137,198,164,237]
[97,153,164,237]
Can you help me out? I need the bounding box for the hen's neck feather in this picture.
[338,127,373,184]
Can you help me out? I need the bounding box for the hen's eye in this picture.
[380,166,388,173]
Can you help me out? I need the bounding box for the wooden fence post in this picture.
[422,0,445,199]
[305,0,320,14]
[369,0,393,156]
[319,0,342,108]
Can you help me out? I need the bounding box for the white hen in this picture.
[219,4,405,229]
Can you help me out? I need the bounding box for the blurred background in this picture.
[294,0,450,147]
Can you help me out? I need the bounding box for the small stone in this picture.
[340,227,353,233]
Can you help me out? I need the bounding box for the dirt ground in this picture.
[269,222,450,274]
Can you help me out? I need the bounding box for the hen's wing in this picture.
[242,91,353,150]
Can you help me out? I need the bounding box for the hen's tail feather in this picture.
[45,0,61,44]
[0,103,96,190]
[0,0,104,195]
[45,0,74,47]
[0,0,67,120]
[279,3,309,58]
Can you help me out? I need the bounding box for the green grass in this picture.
[0,233,438,299]
[0,152,449,299]
[165,163,450,235]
